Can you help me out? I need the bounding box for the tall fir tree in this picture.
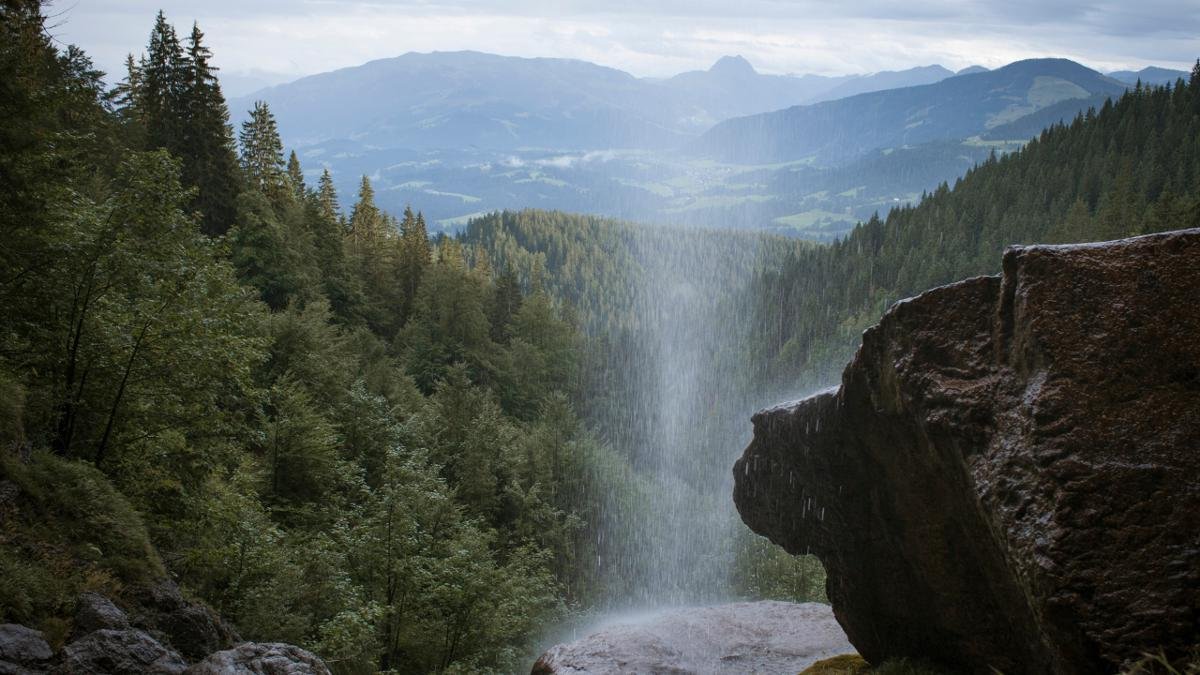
[239,101,288,204]
[181,22,240,235]
[348,175,384,243]
[398,206,431,323]
[140,11,186,156]
[317,169,341,226]
[286,150,305,202]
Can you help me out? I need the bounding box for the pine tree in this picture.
[287,150,305,201]
[348,175,383,243]
[112,54,142,119]
[317,169,341,226]
[239,101,288,203]
[397,206,431,323]
[140,11,186,155]
[181,22,240,235]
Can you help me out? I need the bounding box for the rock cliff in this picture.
[733,229,1200,674]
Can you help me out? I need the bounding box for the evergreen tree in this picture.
[316,169,341,225]
[180,22,240,235]
[397,206,430,324]
[348,175,383,243]
[140,11,186,155]
[239,101,288,203]
[287,150,305,201]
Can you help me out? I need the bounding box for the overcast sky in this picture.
[47,0,1200,96]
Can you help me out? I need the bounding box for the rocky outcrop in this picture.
[58,628,187,675]
[130,580,240,661]
[0,624,53,674]
[1,590,329,675]
[73,593,132,636]
[185,643,331,675]
[531,601,854,674]
[734,229,1200,674]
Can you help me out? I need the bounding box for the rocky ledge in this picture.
[531,601,854,674]
[0,589,330,674]
[734,229,1200,674]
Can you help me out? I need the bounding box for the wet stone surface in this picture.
[531,601,854,674]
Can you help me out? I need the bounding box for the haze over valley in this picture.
[233,51,1183,239]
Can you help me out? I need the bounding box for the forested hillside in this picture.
[748,67,1200,393]
[695,58,1128,165]
[0,7,632,673]
[1,6,833,673]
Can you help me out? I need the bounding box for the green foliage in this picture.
[750,76,1200,393]
[0,451,165,625]
[1,9,586,672]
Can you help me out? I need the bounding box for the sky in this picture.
[47,0,1200,96]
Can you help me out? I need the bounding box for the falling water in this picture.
[588,227,776,609]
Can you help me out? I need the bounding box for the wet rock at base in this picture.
[185,643,331,675]
[734,228,1200,673]
[58,628,187,675]
[531,601,854,674]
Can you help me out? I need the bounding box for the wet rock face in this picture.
[531,601,853,674]
[734,229,1200,674]
[184,643,331,675]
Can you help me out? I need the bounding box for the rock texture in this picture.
[185,643,331,675]
[131,581,241,662]
[734,229,1200,674]
[0,624,52,674]
[73,593,132,636]
[58,628,187,674]
[531,601,854,674]
[0,590,329,675]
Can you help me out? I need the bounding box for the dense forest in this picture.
[2,1,1199,673]
[0,6,822,673]
[0,6,617,673]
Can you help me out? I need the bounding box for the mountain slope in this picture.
[693,58,1128,165]
[231,51,963,154]
[656,58,957,126]
[231,51,695,151]
[816,64,954,101]
[1107,66,1190,86]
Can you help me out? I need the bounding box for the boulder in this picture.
[74,592,131,636]
[0,624,52,673]
[184,643,331,675]
[531,601,854,674]
[132,581,240,661]
[733,229,1200,674]
[58,628,187,674]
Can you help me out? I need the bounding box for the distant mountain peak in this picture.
[710,55,756,76]
[957,65,989,75]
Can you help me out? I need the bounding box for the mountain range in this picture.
[230,53,1181,237]
[693,58,1130,165]
[231,52,966,152]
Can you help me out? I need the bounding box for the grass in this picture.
[0,449,165,629]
